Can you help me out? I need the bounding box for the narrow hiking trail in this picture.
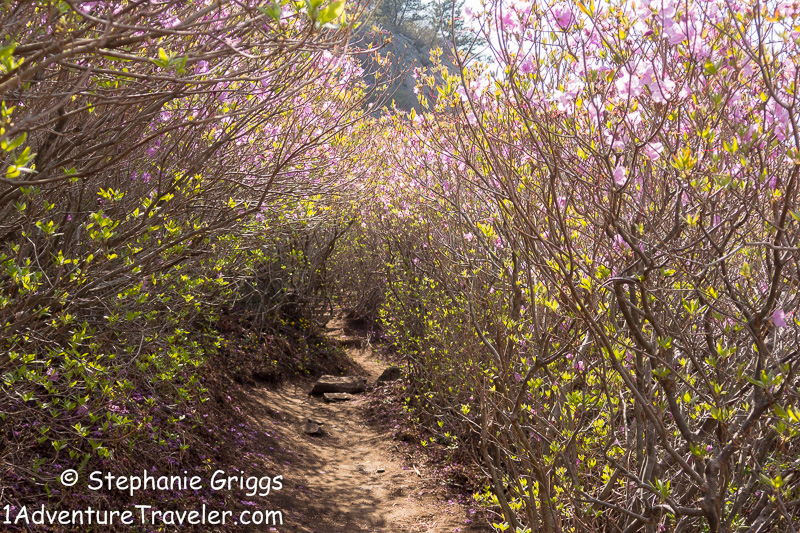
[237,318,489,533]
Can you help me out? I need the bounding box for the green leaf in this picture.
[2,132,26,151]
[319,0,345,23]
[744,375,765,388]
[0,43,16,60]
[258,2,283,20]
[175,55,188,75]
[153,48,172,68]
[305,0,323,18]
[15,146,32,166]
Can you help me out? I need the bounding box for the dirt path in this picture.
[238,319,488,533]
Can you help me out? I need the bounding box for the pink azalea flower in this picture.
[642,142,664,161]
[551,3,575,29]
[501,12,518,31]
[613,165,627,186]
[613,234,626,251]
[519,58,536,75]
[773,309,787,328]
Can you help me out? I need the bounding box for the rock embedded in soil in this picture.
[376,366,402,383]
[323,392,355,402]
[336,336,362,348]
[304,419,324,435]
[310,375,366,395]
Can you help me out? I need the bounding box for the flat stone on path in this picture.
[323,392,355,402]
[377,366,402,383]
[310,375,366,395]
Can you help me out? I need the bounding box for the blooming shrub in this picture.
[0,0,379,509]
[2,0,799,531]
[367,0,800,530]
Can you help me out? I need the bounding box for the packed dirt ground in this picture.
[235,319,490,532]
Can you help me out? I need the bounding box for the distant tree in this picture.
[429,0,483,53]
[375,0,426,28]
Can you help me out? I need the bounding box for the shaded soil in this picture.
[236,318,490,532]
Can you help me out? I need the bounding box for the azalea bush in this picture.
[2,0,799,531]
[0,0,380,507]
[370,0,800,530]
